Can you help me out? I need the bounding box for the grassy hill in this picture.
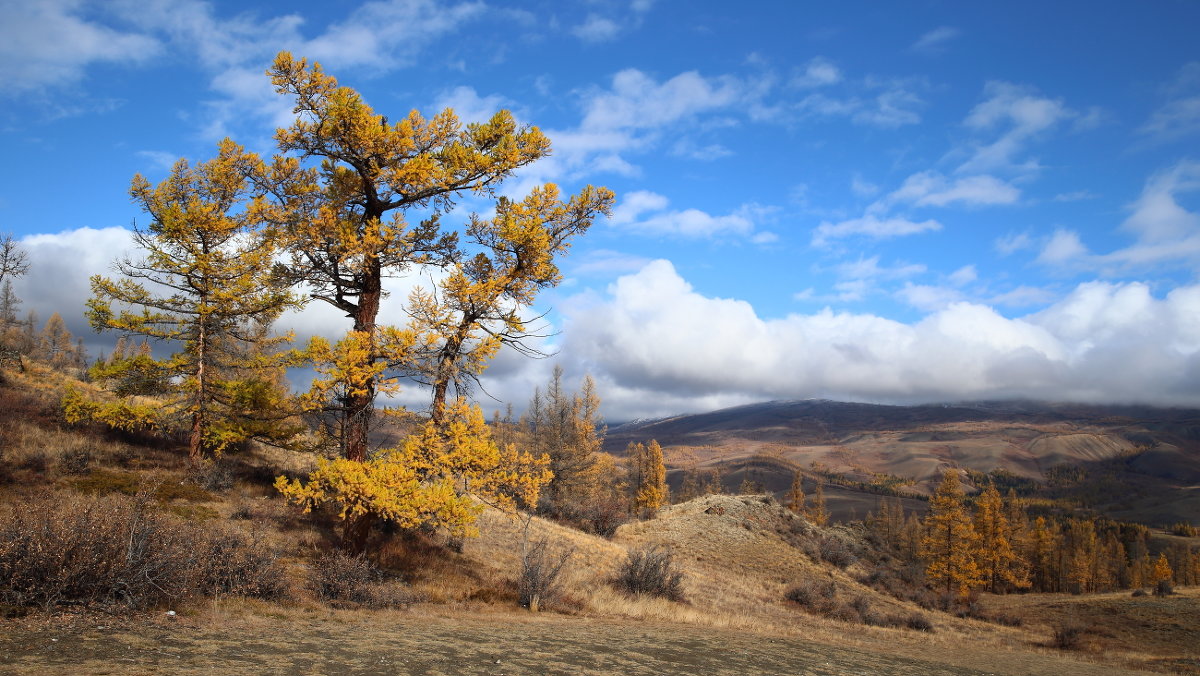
[606,399,1200,526]
[0,364,1197,674]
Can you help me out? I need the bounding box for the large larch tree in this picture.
[260,52,609,461]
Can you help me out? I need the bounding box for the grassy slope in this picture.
[0,364,1195,675]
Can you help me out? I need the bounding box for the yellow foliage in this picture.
[277,400,551,540]
[921,469,984,598]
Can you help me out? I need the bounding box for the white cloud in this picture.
[670,138,734,161]
[851,175,879,197]
[895,283,965,312]
[135,150,179,171]
[911,26,961,54]
[610,191,768,240]
[989,285,1057,308]
[301,0,484,70]
[836,255,926,281]
[0,0,161,94]
[794,79,926,128]
[580,69,745,132]
[995,232,1033,255]
[853,86,923,127]
[610,190,671,224]
[958,81,1074,174]
[888,171,1020,207]
[573,14,621,42]
[13,227,137,354]
[570,249,653,277]
[792,57,842,88]
[1037,229,1089,265]
[1140,62,1200,141]
[430,86,509,124]
[1034,162,1200,272]
[812,214,941,247]
[948,265,977,286]
[558,261,1200,418]
[1121,161,1200,243]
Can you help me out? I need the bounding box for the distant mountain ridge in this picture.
[604,398,1200,526]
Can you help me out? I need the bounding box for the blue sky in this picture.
[2,1,1199,420]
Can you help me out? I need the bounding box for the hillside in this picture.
[605,399,1200,525]
[1,364,1198,674]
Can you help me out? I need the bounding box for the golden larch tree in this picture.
[74,139,299,465]
[808,481,829,527]
[260,52,610,461]
[921,469,983,598]
[972,484,1030,592]
[786,470,806,515]
[629,439,667,516]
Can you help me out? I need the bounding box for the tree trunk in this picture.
[341,511,376,553]
[189,317,207,467]
[344,263,381,462]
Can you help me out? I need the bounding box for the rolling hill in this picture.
[604,399,1200,526]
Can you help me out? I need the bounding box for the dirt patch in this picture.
[0,607,1135,676]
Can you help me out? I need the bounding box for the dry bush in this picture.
[187,460,234,493]
[57,446,93,475]
[1154,579,1174,597]
[1131,588,1149,597]
[519,538,572,612]
[817,533,856,568]
[785,578,838,613]
[1052,621,1088,650]
[310,550,416,608]
[614,545,684,601]
[0,492,287,611]
[905,612,934,632]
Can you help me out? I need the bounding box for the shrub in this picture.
[0,492,286,610]
[58,447,93,475]
[1052,622,1087,650]
[188,460,234,493]
[818,534,856,569]
[195,530,288,600]
[581,499,630,539]
[19,450,48,474]
[310,550,414,608]
[518,539,572,612]
[615,545,684,601]
[1154,579,1174,597]
[785,578,838,612]
[311,550,381,605]
[1131,588,1148,597]
[905,613,934,632]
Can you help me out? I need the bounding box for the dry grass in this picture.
[0,367,1191,675]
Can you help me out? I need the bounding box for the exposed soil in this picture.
[0,608,1144,676]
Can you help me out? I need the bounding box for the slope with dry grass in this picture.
[0,364,1194,675]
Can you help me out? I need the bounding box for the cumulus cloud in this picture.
[12,227,137,354]
[1034,162,1200,272]
[558,260,1200,418]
